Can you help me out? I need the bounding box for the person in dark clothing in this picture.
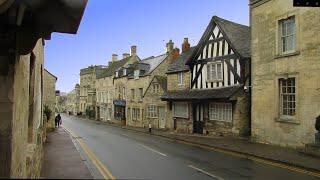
[55,114,62,127]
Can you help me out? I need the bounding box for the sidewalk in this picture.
[104,121,320,173]
[41,127,93,179]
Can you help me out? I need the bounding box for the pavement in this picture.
[55,114,319,179]
[105,120,320,174]
[41,127,93,179]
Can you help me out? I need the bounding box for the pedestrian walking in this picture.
[55,114,62,127]
[148,123,152,134]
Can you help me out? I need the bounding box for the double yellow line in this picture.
[63,126,116,179]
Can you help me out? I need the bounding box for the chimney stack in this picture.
[172,47,180,60]
[182,38,190,53]
[123,53,130,59]
[130,45,137,56]
[112,54,118,62]
[166,40,174,53]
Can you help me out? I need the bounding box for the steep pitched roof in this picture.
[143,75,167,97]
[97,55,140,79]
[213,16,251,58]
[187,16,250,65]
[167,47,195,74]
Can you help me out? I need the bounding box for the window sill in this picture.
[173,116,189,119]
[209,119,232,123]
[275,118,300,125]
[274,51,300,59]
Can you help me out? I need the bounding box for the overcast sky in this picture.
[45,0,249,93]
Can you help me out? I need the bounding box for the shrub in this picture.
[43,105,52,122]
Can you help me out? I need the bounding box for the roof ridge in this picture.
[213,16,249,28]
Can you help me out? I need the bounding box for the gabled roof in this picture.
[143,76,167,97]
[97,55,140,79]
[214,16,251,58]
[128,53,168,77]
[44,68,58,81]
[167,47,195,74]
[187,16,250,65]
[161,85,241,101]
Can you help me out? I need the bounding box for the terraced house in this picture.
[95,46,140,124]
[125,40,179,128]
[163,16,251,136]
[250,0,320,148]
[79,65,106,117]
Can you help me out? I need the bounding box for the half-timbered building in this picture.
[163,16,251,136]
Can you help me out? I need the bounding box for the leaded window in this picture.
[148,105,157,118]
[279,78,296,118]
[173,102,188,118]
[207,62,223,82]
[209,103,232,122]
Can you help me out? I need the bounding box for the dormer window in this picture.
[123,69,127,76]
[134,70,140,79]
[115,71,119,78]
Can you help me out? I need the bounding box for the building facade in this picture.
[250,0,320,148]
[79,65,106,117]
[43,69,57,129]
[163,17,251,137]
[0,1,86,177]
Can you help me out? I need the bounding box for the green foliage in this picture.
[43,105,52,122]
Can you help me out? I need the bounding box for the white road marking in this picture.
[141,145,167,157]
[188,165,224,180]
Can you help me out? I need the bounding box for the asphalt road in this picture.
[61,114,318,180]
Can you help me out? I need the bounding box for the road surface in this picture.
[61,114,318,180]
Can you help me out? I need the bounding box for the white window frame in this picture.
[178,72,184,85]
[279,78,296,119]
[147,105,157,118]
[173,102,189,118]
[139,88,143,101]
[209,103,233,122]
[207,62,223,82]
[134,70,140,79]
[132,108,140,120]
[279,17,295,54]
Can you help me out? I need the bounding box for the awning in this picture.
[161,85,242,101]
[114,100,126,107]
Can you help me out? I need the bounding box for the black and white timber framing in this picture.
[187,16,250,90]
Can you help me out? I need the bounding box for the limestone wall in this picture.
[251,0,320,147]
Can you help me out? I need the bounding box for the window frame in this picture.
[279,16,296,54]
[207,61,223,82]
[147,105,158,118]
[138,88,143,101]
[279,77,296,120]
[173,102,189,118]
[178,72,184,85]
[209,103,233,122]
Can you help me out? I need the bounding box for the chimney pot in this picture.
[112,54,118,62]
[182,38,190,53]
[131,45,137,56]
[166,40,174,53]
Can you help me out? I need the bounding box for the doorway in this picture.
[193,104,204,134]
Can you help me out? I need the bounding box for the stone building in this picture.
[126,40,180,128]
[66,89,78,115]
[96,46,140,124]
[250,0,320,148]
[43,69,57,129]
[0,1,87,178]
[162,17,251,137]
[79,65,107,118]
[143,75,168,129]
[161,39,195,133]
